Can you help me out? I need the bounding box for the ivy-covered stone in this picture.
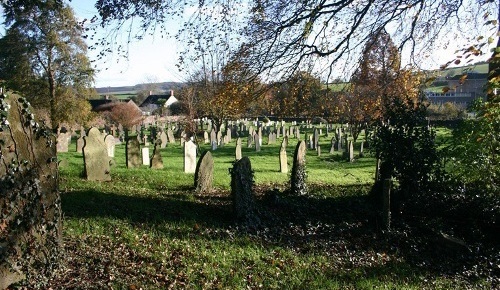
[230,157,260,226]
[194,150,214,193]
[291,140,307,195]
[0,94,61,289]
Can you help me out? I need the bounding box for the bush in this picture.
[312,117,327,124]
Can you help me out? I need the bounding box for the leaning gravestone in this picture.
[126,137,141,168]
[0,95,61,289]
[194,150,214,193]
[83,127,111,181]
[291,140,307,195]
[235,137,242,160]
[230,157,259,226]
[150,143,164,169]
[184,140,197,173]
[329,137,336,154]
[254,132,261,152]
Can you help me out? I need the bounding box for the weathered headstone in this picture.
[167,128,175,144]
[279,146,288,173]
[194,151,214,193]
[83,127,111,181]
[204,131,209,144]
[317,145,321,157]
[56,132,71,153]
[104,134,115,157]
[76,136,84,153]
[348,141,354,162]
[0,96,60,288]
[359,141,364,158]
[126,137,141,168]
[313,128,319,150]
[291,140,307,195]
[230,157,259,226]
[329,137,336,154]
[235,137,242,160]
[150,143,164,169]
[184,140,197,173]
[160,131,168,148]
[254,133,261,152]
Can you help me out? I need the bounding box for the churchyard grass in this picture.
[52,128,491,289]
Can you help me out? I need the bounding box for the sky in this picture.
[71,0,186,88]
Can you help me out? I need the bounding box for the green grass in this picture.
[49,128,491,289]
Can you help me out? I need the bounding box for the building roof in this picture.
[139,94,178,108]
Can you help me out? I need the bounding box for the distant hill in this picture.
[95,82,185,95]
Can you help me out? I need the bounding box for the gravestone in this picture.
[359,141,364,158]
[291,141,307,195]
[226,128,232,143]
[317,145,321,157]
[295,126,300,140]
[235,137,242,160]
[254,133,260,152]
[204,131,209,144]
[56,132,71,153]
[150,143,164,169]
[313,128,319,150]
[0,96,60,289]
[184,140,197,173]
[167,129,175,144]
[104,134,115,158]
[210,129,217,145]
[194,151,214,193]
[142,147,150,166]
[230,157,259,226]
[247,134,253,148]
[279,146,288,173]
[216,130,222,146]
[329,137,336,154]
[76,136,84,153]
[348,141,354,162]
[160,131,168,148]
[126,138,141,168]
[83,127,111,181]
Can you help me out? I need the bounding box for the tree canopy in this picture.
[70,0,499,82]
[0,0,95,129]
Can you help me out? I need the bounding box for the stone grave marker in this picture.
[204,131,209,144]
[76,136,84,153]
[150,143,164,169]
[160,131,168,148]
[56,132,71,153]
[279,145,288,173]
[313,128,319,150]
[0,96,60,289]
[291,140,307,195]
[83,127,111,181]
[126,137,141,168]
[359,141,365,157]
[167,128,175,144]
[194,150,214,193]
[230,157,259,226]
[184,140,197,173]
[104,134,116,157]
[142,147,150,166]
[254,133,261,152]
[235,137,242,160]
[329,137,336,154]
[348,141,354,162]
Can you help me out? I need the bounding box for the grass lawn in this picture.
[47,128,495,289]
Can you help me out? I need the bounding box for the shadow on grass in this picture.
[62,189,234,228]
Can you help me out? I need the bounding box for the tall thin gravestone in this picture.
[235,137,242,160]
[291,141,307,195]
[104,134,115,158]
[184,140,197,173]
[279,141,288,173]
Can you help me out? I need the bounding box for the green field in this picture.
[46,127,493,289]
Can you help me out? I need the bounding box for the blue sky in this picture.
[71,0,186,88]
